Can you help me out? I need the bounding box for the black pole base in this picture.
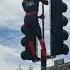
[41,49,46,70]
[41,59,46,70]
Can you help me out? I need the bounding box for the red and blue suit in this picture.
[21,0,48,62]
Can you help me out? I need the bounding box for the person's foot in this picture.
[46,55,52,59]
[32,57,41,63]
[42,55,56,59]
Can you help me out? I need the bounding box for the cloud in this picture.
[0,44,24,70]
[0,0,25,31]
[0,0,23,17]
[0,26,24,48]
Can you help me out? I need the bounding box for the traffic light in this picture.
[21,25,32,60]
[21,25,28,35]
[21,50,33,60]
[50,0,69,56]
[21,25,36,60]
[21,37,28,47]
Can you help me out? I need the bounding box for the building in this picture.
[47,62,70,70]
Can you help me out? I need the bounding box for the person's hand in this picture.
[38,14,45,19]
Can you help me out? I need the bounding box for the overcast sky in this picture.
[0,0,70,70]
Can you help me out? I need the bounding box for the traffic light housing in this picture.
[21,25,36,60]
[50,0,69,56]
[21,50,33,60]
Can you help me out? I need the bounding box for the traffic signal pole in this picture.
[42,3,44,39]
[41,3,47,70]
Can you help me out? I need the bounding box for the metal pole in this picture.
[41,3,46,70]
[42,3,44,39]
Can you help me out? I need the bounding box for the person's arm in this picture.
[40,0,48,5]
[22,1,27,11]
[22,1,35,13]
[22,1,31,12]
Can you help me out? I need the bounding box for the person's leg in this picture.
[23,16,41,61]
[40,39,47,59]
[22,16,36,60]
[28,37,36,59]
[34,19,47,59]
[28,36,40,62]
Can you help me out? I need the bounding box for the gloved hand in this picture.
[38,14,45,19]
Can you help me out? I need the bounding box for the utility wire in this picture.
[0,33,24,43]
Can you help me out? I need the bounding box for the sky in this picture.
[0,0,70,70]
